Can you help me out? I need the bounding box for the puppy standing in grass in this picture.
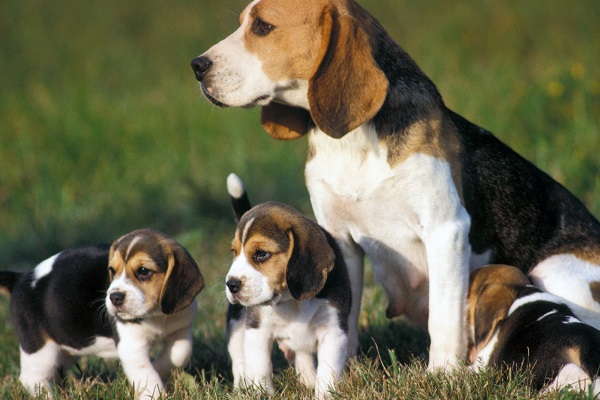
[468,264,600,393]
[225,173,351,399]
[192,0,600,369]
[0,228,204,399]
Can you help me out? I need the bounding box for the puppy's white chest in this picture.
[268,300,330,353]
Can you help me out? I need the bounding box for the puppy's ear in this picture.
[160,245,205,314]
[261,102,313,140]
[308,4,388,138]
[285,219,335,301]
[472,284,516,351]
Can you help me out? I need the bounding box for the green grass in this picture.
[1,0,599,398]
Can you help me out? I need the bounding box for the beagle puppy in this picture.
[0,229,204,399]
[224,173,351,399]
[192,0,600,370]
[468,265,600,393]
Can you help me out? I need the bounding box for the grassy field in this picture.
[1,0,599,398]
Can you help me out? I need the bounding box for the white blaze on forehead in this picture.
[241,217,255,245]
[31,253,60,288]
[125,235,142,261]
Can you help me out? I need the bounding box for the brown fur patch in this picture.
[590,281,600,303]
[565,346,582,366]
[243,232,291,294]
[243,0,329,82]
[571,247,600,265]
[384,110,464,202]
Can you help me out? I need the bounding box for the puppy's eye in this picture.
[108,266,115,277]
[136,267,153,282]
[252,18,274,36]
[253,250,271,263]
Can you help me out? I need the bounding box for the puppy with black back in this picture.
[468,264,600,393]
[0,228,204,399]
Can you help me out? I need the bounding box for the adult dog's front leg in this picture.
[243,326,275,394]
[425,217,471,370]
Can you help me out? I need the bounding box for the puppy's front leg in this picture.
[152,325,193,380]
[315,329,348,399]
[117,326,164,399]
[243,326,274,394]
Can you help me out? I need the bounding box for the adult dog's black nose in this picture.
[191,56,212,81]
[109,292,125,307]
[226,278,242,294]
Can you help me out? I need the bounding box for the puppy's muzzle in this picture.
[226,278,242,294]
[109,292,126,307]
[191,56,212,82]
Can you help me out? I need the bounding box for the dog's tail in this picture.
[0,271,20,296]
[227,173,252,222]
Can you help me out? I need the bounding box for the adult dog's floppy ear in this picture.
[261,102,313,140]
[308,3,388,138]
[160,243,205,314]
[285,218,335,301]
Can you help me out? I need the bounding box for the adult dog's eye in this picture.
[252,18,274,36]
[253,250,271,263]
[136,267,153,281]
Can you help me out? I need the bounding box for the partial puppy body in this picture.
[0,229,204,399]
[225,173,351,399]
[192,0,600,370]
[468,265,600,393]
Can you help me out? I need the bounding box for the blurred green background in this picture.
[1,0,599,269]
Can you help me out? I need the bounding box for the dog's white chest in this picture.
[268,299,333,353]
[305,125,469,323]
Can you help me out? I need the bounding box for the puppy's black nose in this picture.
[191,56,212,81]
[226,278,242,294]
[109,292,125,307]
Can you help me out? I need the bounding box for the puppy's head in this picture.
[106,229,204,321]
[226,201,335,306]
[467,264,530,361]
[192,0,388,139]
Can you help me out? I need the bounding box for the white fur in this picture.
[115,301,197,399]
[507,291,568,316]
[230,298,347,400]
[306,125,471,369]
[529,254,600,329]
[31,253,59,289]
[227,173,246,199]
[544,363,597,395]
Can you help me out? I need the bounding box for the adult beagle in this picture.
[224,173,351,399]
[0,229,204,399]
[191,0,600,369]
[468,265,600,393]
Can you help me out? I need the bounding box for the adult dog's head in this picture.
[191,0,389,140]
[106,228,205,321]
[225,201,335,306]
